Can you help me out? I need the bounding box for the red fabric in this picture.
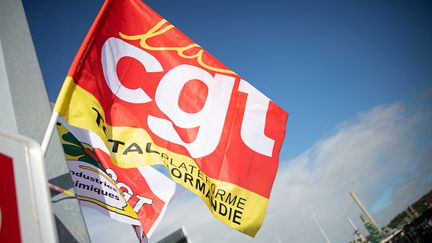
[0,153,22,243]
[69,0,288,198]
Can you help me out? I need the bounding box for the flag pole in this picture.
[40,0,113,156]
[41,112,59,155]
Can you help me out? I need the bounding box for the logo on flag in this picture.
[54,0,288,237]
[57,120,176,239]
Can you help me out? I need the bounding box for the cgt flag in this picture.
[53,0,288,237]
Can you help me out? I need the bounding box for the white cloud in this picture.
[149,100,432,243]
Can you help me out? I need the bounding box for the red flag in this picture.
[54,0,288,237]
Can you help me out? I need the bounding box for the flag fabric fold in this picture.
[56,119,176,239]
[54,0,288,237]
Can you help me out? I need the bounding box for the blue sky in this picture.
[22,0,432,242]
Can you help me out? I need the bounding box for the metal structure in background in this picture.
[350,191,382,233]
[0,0,90,242]
[347,217,366,242]
[313,216,332,243]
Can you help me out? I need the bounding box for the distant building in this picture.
[422,191,432,208]
[360,215,384,243]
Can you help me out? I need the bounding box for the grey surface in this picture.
[0,41,18,133]
[0,0,90,242]
[157,227,189,243]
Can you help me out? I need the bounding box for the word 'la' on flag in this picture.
[54,0,288,237]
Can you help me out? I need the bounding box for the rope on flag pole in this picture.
[48,182,76,198]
